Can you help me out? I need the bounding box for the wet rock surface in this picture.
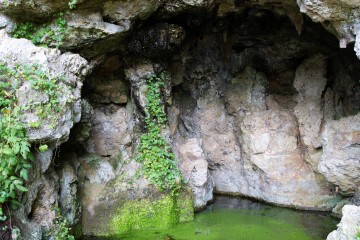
[1,0,360,239]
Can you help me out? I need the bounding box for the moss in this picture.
[109,191,194,234]
[178,189,194,223]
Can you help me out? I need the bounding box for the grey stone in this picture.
[240,110,337,210]
[129,23,186,58]
[175,138,214,209]
[0,30,89,144]
[85,106,132,157]
[319,113,360,195]
[293,55,327,170]
[327,205,360,240]
[59,162,80,225]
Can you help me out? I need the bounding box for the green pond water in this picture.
[84,196,338,240]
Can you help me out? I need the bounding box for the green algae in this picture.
[109,191,194,234]
[83,196,338,240]
[109,198,337,240]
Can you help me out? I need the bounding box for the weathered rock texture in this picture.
[327,205,360,240]
[320,113,360,195]
[0,30,89,143]
[1,0,360,239]
[297,0,360,57]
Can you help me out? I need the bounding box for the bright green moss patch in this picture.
[109,191,194,234]
[111,203,337,240]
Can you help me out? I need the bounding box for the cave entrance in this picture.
[56,4,360,236]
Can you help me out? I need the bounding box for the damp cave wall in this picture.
[0,0,360,239]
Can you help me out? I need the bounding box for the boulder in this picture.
[0,30,89,144]
[327,205,360,240]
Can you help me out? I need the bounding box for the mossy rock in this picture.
[109,189,194,235]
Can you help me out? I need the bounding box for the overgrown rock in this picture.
[0,30,89,144]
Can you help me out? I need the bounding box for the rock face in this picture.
[1,0,360,239]
[240,110,335,209]
[297,0,360,57]
[174,138,214,209]
[0,30,89,143]
[319,113,360,195]
[327,205,360,240]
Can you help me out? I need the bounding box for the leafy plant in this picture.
[136,75,183,195]
[48,209,75,240]
[68,0,78,9]
[0,62,69,221]
[356,226,360,240]
[11,0,77,48]
[39,144,48,153]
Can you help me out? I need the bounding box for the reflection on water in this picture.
[83,195,338,240]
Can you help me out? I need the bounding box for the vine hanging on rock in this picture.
[136,74,183,195]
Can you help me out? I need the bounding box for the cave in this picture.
[61,5,360,236]
[0,1,360,239]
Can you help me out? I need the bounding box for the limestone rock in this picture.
[161,0,216,16]
[294,55,327,169]
[124,59,156,113]
[175,138,214,209]
[58,11,130,51]
[225,66,267,117]
[0,0,72,20]
[327,205,360,240]
[86,55,129,104]
[240,110,337,210]
[85,106,132,157]
[103,0,162,24]
[72,99,94,143]
[59,162,80,225]
[196,96,243,194]
[332,199,352,218]
[128,23,186,58]
[0,30,89,144]
[319,113,360,195]
[297,0,360,58]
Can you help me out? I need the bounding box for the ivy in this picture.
[136,75,183,195]
[0,62,69,221]
[47,209,75,240]
[12,12,69,48]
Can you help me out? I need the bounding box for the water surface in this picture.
[84,195,338,240]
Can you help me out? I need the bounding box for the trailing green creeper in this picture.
[136,74,183,195]
[0,62,70,222]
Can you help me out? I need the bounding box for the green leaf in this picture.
[15,184,28,192]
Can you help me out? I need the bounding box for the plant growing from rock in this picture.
[12,12,69,48]
[136,74,183,195]
[0,62,69,221]
[47,209,75,240]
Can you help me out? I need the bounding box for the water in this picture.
[84,195,339,240]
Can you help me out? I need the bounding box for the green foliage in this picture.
[48,209,75,240]
[39,144,48,153]
[12,12,69,48]
[356,227,360,240]
[136,75,183,195]
[68,0,78,9]
[0,62,68,221]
